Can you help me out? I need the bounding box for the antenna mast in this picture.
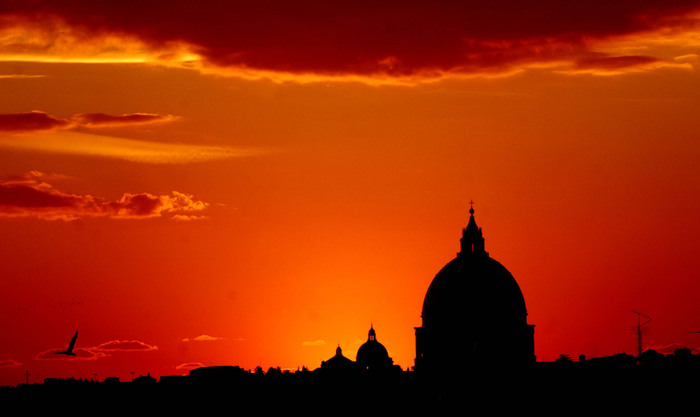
[631,310,652,358]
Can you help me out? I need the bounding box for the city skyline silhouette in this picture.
[3,204,698,391]
[1,1,699,390]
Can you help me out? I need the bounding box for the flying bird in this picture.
[55,330,78,356]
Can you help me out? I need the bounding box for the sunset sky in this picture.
[1,1,699,386]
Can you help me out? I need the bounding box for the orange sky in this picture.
[1,1,699,386]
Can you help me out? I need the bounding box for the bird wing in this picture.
[67,330,78,352]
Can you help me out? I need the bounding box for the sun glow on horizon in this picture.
[1,1,699,387]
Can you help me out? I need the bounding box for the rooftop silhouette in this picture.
[3,205,698,414]
[4,349,700,413]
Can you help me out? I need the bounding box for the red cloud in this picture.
[0,111,173,132]
[176,362,204,370]
[0,172,208,220]
[646,343,700,355]
[0,111,70,132]
[574,55,662,70]
[108,191,208,219]
[2,1,699,76]
[92,340,158,352]
[0,359,22,367]
[181,335,225,342]
[35,348,106,361]
[69,113,173,127]
[36,340,157,361]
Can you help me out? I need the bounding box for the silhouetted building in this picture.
[414,205,535,373]
[356,325,394,372]
[319,345,358,374]
[132,372,156,384]
[189,365,249,382]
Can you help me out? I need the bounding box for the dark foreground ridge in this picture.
[3,351,700,413]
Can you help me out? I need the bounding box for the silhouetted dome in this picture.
[421,255,527,329]
[415,205,535,371]
[356,326,393,371]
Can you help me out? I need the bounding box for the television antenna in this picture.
[630,310,652,358]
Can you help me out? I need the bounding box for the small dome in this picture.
[356,326,393,371]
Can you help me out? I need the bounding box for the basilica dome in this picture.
[421,254,528,330]
[415,205,535,372]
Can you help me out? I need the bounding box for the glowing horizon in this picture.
[1,1,699,386]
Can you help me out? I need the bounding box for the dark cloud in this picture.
[2,0,699,76]
[0,111,70,132]
[0,172,102,218]
[0,171,208,220]
[0,111,174,132]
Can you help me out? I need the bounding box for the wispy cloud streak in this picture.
[181,335,225,342]
[0,112,261,164]
[0,111,173,132]
[0,359,22,367]
[36,339,158,361]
